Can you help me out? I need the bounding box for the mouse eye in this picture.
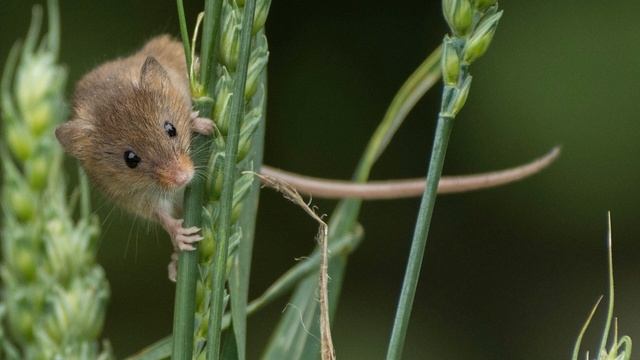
[124,150,141,168]
[164,121,177,137]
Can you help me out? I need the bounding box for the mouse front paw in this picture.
[191,111,215,136]
[157,211,203,251]
[171,219,203,251]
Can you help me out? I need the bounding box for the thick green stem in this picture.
[206,1,256,359]
[171,101,212,360]
[385,115,455,360]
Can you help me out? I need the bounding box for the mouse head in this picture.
[56,56,195,197]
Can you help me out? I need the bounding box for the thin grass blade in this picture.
[261,45,443,360]
[228,76,267,360]
[598,212,615,354]
[572,296,604,360]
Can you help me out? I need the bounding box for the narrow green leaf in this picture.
[262,46,443,359]
[242,226,362,320]
[298,254,348,360]
[354,45,442,179]
[221,327,239,360]
[571,297,603,360]
[263,277,318,360]
[125,337,172,360]
[598,213,615,355]
[331,45,442,236]
[227,75,267,360]
[127,227,362,360]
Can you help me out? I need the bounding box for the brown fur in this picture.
[56,35,194,220]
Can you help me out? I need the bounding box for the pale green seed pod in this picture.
[442,0,473,35]
[220,4,241,69]
[26,155,48,190]
[24,102,53,137]
[10,305,35,342]
[15,56,56,113]
[13,48,66,140]
[7,125,34,162]
[450,75,472,116]
[200,226,216,259]
[442,36,460,86]
[214,68,234,134]
[14,245,38,281]
[232,172,254,211]
[463,11,503,64]
[9,191,35,223]
[44,221,94,282]
[253,0,271,34]
[43,270,109,344]
[245,35,268,100]
[238,101,262,160]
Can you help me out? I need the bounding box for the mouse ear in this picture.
[55,120,93,160]
[140,56,170,90]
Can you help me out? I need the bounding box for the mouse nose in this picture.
[158,154,194,189]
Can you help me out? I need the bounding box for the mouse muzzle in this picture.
[157,154,194,189]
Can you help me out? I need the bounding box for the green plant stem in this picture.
[200,0,224,93]
[206,1,256,359]
[263,47,442,359]
[176,0,192,73]
[231,226,362,323]
[171,101,212,360]
[385,114,455,360]
[331,47,441,234]
[354,46,442,183]
[126,227,362,360]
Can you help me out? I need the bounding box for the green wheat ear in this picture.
[386,1,502,359]
[0,0,111,358]
[170,0,270,359]
[572,213,632,360]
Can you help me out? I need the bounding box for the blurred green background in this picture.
[2,0,640,359]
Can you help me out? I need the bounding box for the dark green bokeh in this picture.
[2,1,640,358]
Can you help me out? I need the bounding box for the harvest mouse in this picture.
[56,35,558,279]
[56,36,212,256]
